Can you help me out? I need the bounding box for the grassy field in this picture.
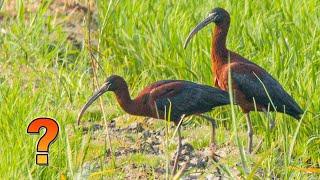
[0,0,319,179]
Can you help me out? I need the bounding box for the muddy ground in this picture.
[74,115,243,179]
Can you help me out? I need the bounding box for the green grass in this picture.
[0,0,319,179]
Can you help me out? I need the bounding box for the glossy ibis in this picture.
[77,75,230,173]
[184,7,303,153]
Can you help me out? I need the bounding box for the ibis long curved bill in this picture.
[183,13,218,49]
[77,83,110,125]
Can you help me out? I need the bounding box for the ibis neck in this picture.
[211,23,229,67]
[114,86,139,116]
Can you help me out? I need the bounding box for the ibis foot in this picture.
[209,142,222,177]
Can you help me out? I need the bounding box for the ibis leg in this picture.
[245,113,254,154]
[172,123,182,175]
[197,115,222,177]
[209,119,218,157]
[208,119,222,177]
[197,115,217,144]
[197,115,217,154]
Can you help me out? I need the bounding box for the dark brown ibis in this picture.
[77,75,230,173]
[184,7,303,153]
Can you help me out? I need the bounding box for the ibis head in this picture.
[77,75,126,125]
[184,7,230,49]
